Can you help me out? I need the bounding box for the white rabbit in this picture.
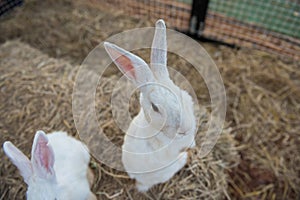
[3,130,97,200]
[104,19,196,192]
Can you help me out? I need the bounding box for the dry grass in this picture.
[0,0,152,65]
[0,40,238,199]
[215,47,300,199]
[0,0,299,199]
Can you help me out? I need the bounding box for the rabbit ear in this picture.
[104,42,155,87]
[3,141,33,184]
[31,131,55,179]
[150,19,169,80]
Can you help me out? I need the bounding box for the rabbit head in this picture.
[104,19,196,139]
[3,131,60,200]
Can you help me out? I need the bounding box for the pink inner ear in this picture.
[108,47,136,79]
[35,135,54,174]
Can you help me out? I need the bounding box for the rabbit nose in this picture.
[178,126,189,135]
[178,123,191,135]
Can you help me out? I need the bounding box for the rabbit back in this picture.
[47,131,91,199]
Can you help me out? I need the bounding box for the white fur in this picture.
[3,131,96,200]
[104,19,196,192]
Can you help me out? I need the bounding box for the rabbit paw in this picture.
[136,181,151,192]
[179,148,193,166]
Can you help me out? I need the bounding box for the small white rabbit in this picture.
[3,130,97,200]
[104,19,196,192]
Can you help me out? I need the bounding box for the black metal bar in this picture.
[189,0,210,36]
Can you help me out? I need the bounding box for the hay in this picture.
[0,0,299,199]
[0,41,79,199]
[0,41,239,199]
[0,0,152,65]
[210,46,300,199]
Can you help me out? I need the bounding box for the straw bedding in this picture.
[0,41,239,199]
[0,0,300,199]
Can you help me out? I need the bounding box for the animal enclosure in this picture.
[0,0,299,199]
[95,0,300,60]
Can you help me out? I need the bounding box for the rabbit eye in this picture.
[151,103,159,113]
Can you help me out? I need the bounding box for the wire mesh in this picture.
[90,0,300,60]
[0,0,23,16]
[206,0,300,60]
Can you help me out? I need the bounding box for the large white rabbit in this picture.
[3,131,96,200]
[104,19,196,192]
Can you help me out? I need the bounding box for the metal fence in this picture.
[0,0,23,16]
[95,0,300,60]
